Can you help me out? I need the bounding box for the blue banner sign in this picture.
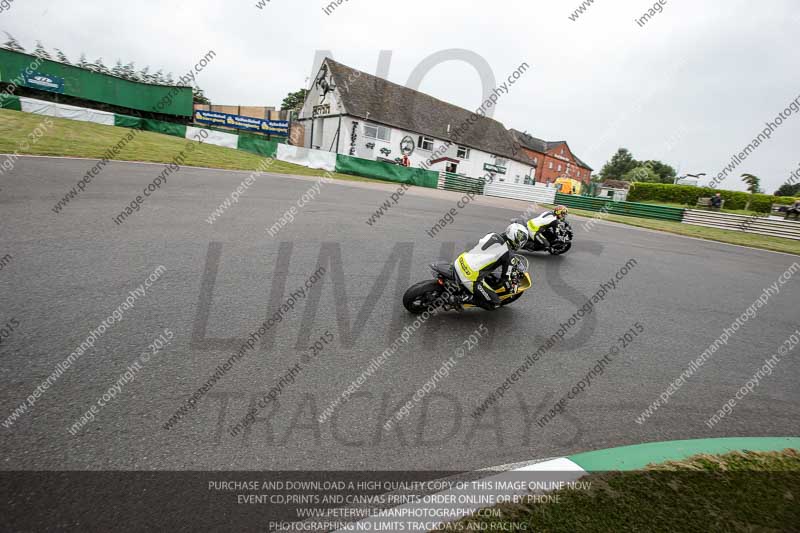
[194,110,288,136]
[23,72,65,94]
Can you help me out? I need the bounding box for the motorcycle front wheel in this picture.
[403,280,445,314]
[549,242,572,255]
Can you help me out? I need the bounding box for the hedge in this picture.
[628,183,797,213]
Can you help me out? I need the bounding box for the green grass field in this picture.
[0,109,378,184]
[435,450,800,532]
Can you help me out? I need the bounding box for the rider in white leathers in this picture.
[453,223,528,310]
[525,205,568,248]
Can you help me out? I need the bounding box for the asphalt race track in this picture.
[1,156,798,471]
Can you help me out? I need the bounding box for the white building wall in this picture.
[505,159,537,184]
[327,118,535,181]
[298,60,348,151]
[297,115,536,183]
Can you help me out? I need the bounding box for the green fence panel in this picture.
[142,118,187,138]
[440,172,485,194]
[555,193,685,222]
[0,94,21,111]
[114,113,143,129]
[237,135,278,158]
[335,155,439,188]
[0,49,193,116]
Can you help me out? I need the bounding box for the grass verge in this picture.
[565,205,800,255]
[0,109,389,185]
[435,449,800,532]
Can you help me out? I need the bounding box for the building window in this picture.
[418,136,434,151]
[457,145,471,159]
[557,164,562,172]
[560,147,565,155]
[548,161,553,169]
[364,123,391,142]
[495,157,508,167]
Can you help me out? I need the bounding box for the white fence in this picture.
[19,96,115,126]
[185,126,238,149]
[484,181,556,204]
[683,209,800,240]
[276,144,337,172]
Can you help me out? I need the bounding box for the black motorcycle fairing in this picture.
[430,262,456,280]
[524,219,573,252]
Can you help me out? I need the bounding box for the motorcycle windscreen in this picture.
[497,273,532,299]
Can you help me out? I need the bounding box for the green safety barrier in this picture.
[439,172,485,195]
[0,49,193,116]
[142,118,187,138]
[335,154,439,188]
[555,193,685,221]
[114,113,143,129]
[0,94,21,111]
[237,134,279,158]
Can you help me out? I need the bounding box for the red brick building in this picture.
[510,130,593,185]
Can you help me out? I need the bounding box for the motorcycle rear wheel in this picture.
[403,280,445,314]
[549,242,572,255]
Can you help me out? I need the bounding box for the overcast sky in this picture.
[4,0,798,192]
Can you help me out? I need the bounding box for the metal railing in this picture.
[437,172,486,194]
[555,194,685,221]
[683,210,800,240]
[485,181,556,204]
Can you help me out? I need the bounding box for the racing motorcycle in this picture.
[402,254,532,314]
[512,213,573,256]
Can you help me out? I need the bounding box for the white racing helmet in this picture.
[504,223,529,251]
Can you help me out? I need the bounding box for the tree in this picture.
[138,66,153,83]
[193,86,210,105]
[281,88,308,111]
[77,53,90,69]
[122,62,138,81]
[90,57,110,74]
[599,148,638,181]
[623,166,660,183]
[641,160,677,183]
[112,59,126,78]
[54,48,71,65]
[33,41,52,60]
[153,70,166,84]
[3,32,26,52]
[741,173,761,211]
[741,173,761,194]
[775,182,800,197]
[165,72,175,85]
